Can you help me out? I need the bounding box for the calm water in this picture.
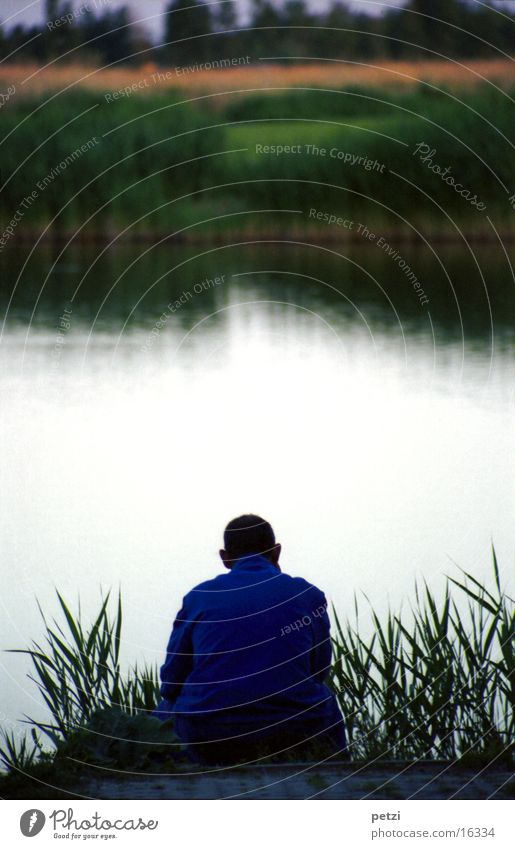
[1,240,514,729]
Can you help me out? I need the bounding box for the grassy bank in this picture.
[0,550,513,797]
[1,83,514,243]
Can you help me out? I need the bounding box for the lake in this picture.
[1,239,514,731]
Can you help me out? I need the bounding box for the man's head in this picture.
[220,514,281,570]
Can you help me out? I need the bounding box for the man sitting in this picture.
[154,514,347,763]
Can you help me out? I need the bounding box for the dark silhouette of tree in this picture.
[0,0,514,65]
[212,0,240,57]
[0,22,6,61]
[162,0,214,65]
[310,2,351,60]
[45,0,62,22]
[44,0,78,59]
[214,1,239,31]
[80,6,139,66]
[248,0,283,56]
[391,0,462,58]
[461,0,515,57]
[0,22,46,62]
[281,0,319,56]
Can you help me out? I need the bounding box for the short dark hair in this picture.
[223,514,276,561]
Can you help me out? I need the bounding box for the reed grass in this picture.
[1,85,513,238]
[0,590,160,772]
[331,548,514,762]
[0,549,513,775]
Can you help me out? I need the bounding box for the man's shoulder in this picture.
[284,573,326,601]
[277,570,318,585]
[182,570,325,604]
[185,572,228,597]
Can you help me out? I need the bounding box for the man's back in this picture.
[155,515,346,760]
[160,554,333,721]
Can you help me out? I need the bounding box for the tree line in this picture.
[1,0,513,66]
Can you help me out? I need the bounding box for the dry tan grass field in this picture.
[1,59,514,98]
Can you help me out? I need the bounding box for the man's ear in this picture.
[270,543,282,570]
[220,549,232,570]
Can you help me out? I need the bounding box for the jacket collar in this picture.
[231,553,278,572]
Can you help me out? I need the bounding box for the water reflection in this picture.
[2,241,512,345]
[0,241,513,729]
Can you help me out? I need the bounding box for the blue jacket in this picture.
[158,555,342,732]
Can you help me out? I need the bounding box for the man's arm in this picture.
[159,601,195,705]
[309,595,332,683]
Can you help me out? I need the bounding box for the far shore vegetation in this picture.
[1,548,513,797]
[1,82,514,244]
[2,1,514,243]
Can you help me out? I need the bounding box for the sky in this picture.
[0,1,414,37]
[1,0,514,39]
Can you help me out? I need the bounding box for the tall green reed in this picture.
[331,548,514,761]
[1,549,513,772]
[0,589,159,771]
[1,86,514,236]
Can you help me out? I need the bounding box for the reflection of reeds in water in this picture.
[0,549,513,773]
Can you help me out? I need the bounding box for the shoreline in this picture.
[2,760,513,801]
[5,226,515,248]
